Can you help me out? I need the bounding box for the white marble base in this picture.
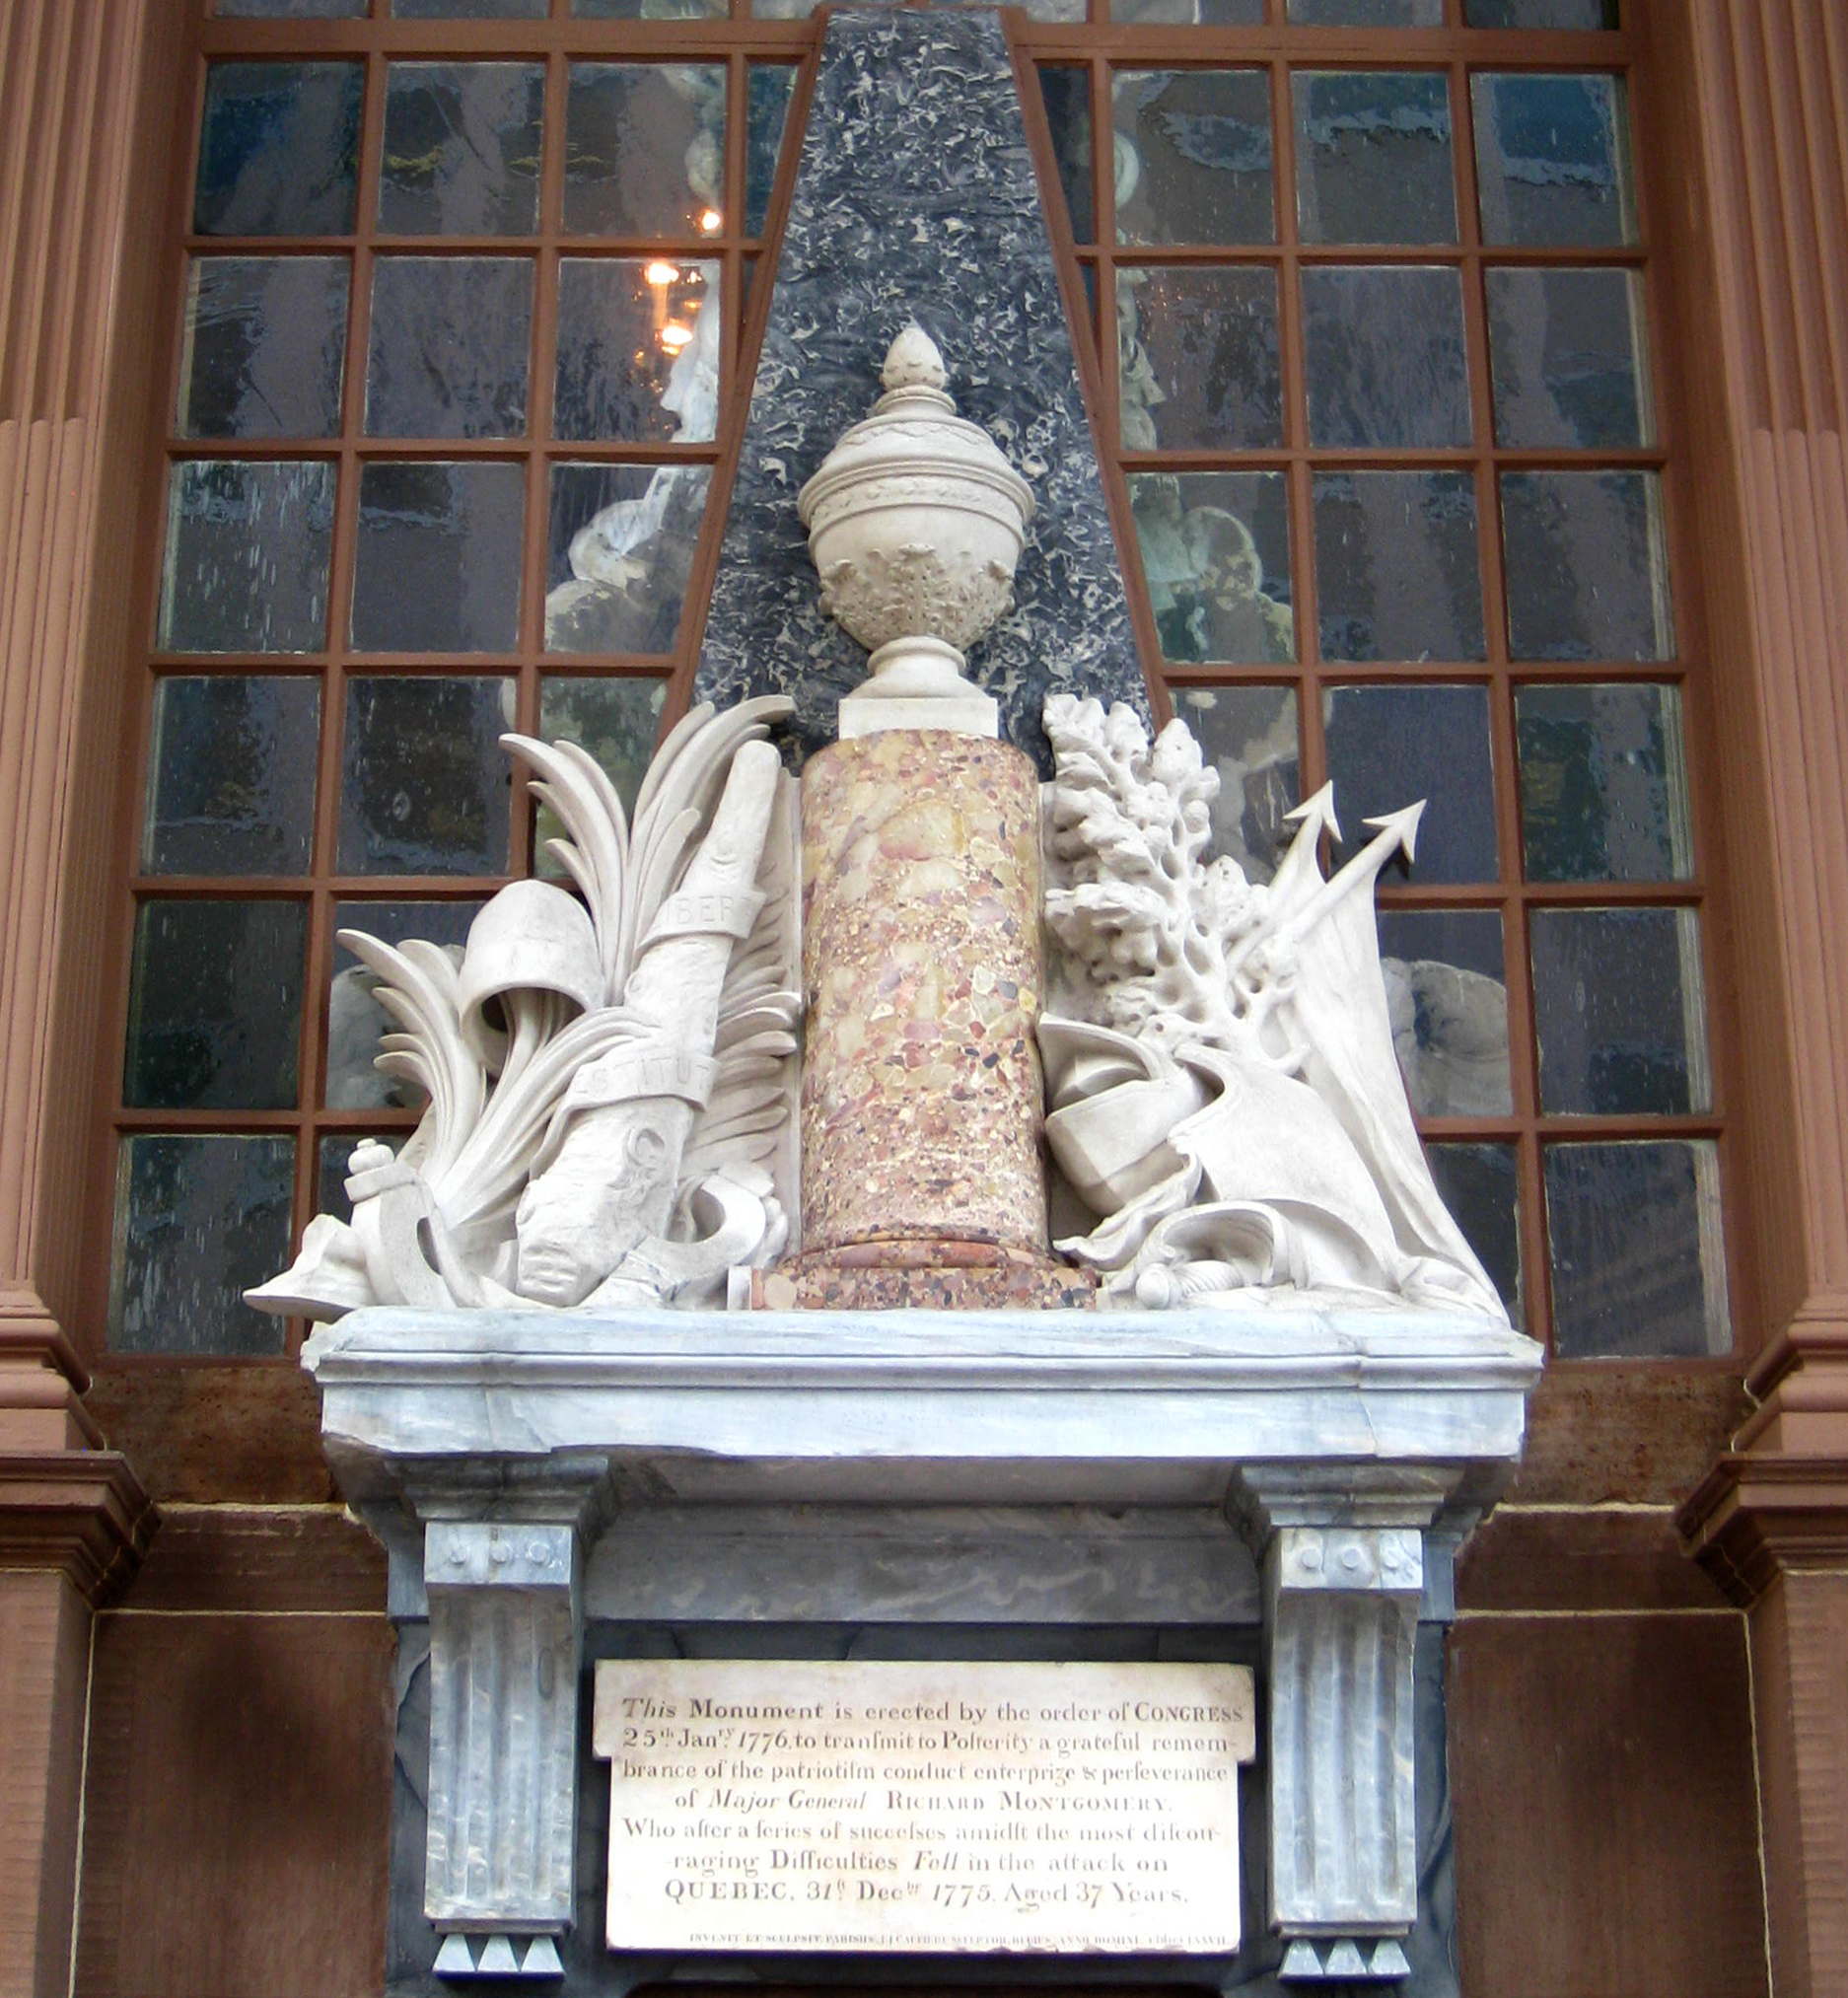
[838,689,999,738]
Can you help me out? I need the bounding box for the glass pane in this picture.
[546,463,711,654]
[1294,72,1457,247]
[160,460,334,655]
[219,0,365,14]
[566,64,728,239]
[109,1135,293,1357]
[1290,0,1442,20]
[1302,265,1470,449]
[1531,904,1710,1115]
[1118,266,1281,451]
[1171,684,1299,884]
[326,900,483,1106]
[1501,469,1671,661]
[379,63,543,237]
[1324,682,1498,884]
[144,677,320,876]
[555,259,720,443]
[1130,470,1294,665]
[1545,1139,1730,1357]
[1516,681,1692,883]
[338,677,515,875]
[1113,70,1274,248]
[365,256,533,439]
[1377,910,1511,1114]
[1037,68,1094,245]
[1113,0,1265,21]
[1426,1141,1523,1323]
[747,65,796,238]
[125,898,308,1109]
[179,257,348,440]
[578,0,726,15]
[393,0,547,16]
[352,462,525,652]
[1313,471,1484,663]
[194,62,363,237]
[535,678,668,870]
[1467,0,1617,22]
[1472,72,1635,247]
[1486,265,1652,449]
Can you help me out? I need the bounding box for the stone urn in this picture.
[798,325,1034,734]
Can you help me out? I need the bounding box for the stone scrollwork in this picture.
[249,697,802,1320]
[1039,693,1507,1321]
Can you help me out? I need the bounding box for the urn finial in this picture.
[880,324,948,395]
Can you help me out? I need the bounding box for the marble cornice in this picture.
[0,1450,157,1604]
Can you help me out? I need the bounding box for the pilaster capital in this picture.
[0,1451,156,1604]
[1677,1455,1848,1606]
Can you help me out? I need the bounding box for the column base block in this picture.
[754,1242,1096,1311]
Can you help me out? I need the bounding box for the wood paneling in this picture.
[1450,1612,1767,1998]
[1457,1507,1729,1615]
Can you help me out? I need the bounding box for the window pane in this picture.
[1472,72,1635,248]
[1313,470,1484,663]
[536,678,668,869]
[1378,910,1511,1115]
[555,260,720,443]
[579,0,725,15]
[566,64,728,239]
[1516,681,1692,883]
[392,0,547,16]
[1172,683,1300,884]
[1302,265,1470,449]
[1487,265,1652,449]
[219,0,365,14]
[1324,682,1499,884]
[1531,905,1710,1115]
[1037,68,1094,245]
[327,899,483,1106]
[378,63,543,237]
[1545,1139,1729,1357]
[1118,266,1282,451]
[144,677,320,876]
[194,62,363,237]
[160,460,334,655]
[546,464,711,655]
[338,678,514,875]
[1113,70,1275,248]
[179,257,348,440]
[1501,468,1671,661]
[365,257,533,439]
[109,1134,293,1357]
[125,898,308,1109]
[1294,72,1457,247]
[1466,0,1618,22]
[747,65,797,238]
[1290,0,1442,20]
[1130,471,1294,666]
[1426,1141,1523,1323]
[352,462,525,652]
[1114,0,1264,20]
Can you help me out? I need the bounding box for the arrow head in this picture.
[1362,799,1427,865]
[1285,779,1343,847]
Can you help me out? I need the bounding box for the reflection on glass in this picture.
[109,1134,294,1356]
[566,64,727,238]
[1517,682,1691,883]
[536,678,669,868]
[160,460,334,655]
[1113,0,1264,21]
[1313,471,1484,663]
[1467,0,1617,21]
[1113,70,1274,248]
[1426,1142,1523,1322]
[1487,265,1652,449]
[125,899,308,1109]
[747,65,796,237]
[1118,267,1280,451]
[194,61,363,237]
[1325,683,1498,884]
[352,462,525,652]
[1130,471,1293,665]
[1472,72,1635,247]
[393,0,547,17]
[555,260,719,442]
[1377,910,1511,1115]
[1501,469,1671,661]
[578,0,726,15]
[1173,685,1299,884]
[144,678,320,876]
[546,464,711,655]
[338,678,514,876]
[1038,68,1094,245]
[365,257,533,438]
[179,257,348,440]
[1531,904,1710,1115]
[379,63,543,237]
[1545,1139,1730,1357]
[219,0,365,14]
[1290,0,1441,20]
[326,900,483,1106]
[1294,72,1457,247]
[1302,265,1469,449]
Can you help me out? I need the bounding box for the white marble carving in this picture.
[1038,695,1506,1320]
[798,326,1033,737]
[249,698,801,1320]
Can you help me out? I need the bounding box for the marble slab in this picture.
[691,8,1149,773]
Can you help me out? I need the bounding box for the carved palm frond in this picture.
[506,736,631,1004]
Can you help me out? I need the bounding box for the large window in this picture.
[103,0,1733,1366]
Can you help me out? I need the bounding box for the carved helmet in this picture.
[456,879,604,1073]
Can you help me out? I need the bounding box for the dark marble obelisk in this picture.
[691,7,1149,773]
